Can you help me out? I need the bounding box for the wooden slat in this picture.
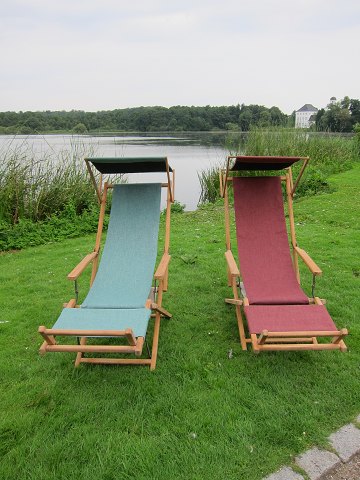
[80,358,152,365]
[265,330,345,337]
[67,252,98,281]
[225,250,240,276]
[294,247,322,275]
[258,343,342,351]
[44,345,137,353]
[265,337,314,343]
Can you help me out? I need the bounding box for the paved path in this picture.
[264,416,360,480]
[322,452,360,480]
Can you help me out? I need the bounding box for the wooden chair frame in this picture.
[39,159,175,369]
[220,156,347,353]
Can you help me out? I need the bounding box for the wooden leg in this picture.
[339,340,347,353]
[135,337,144,357]
[150,313,161,371]
[232,282,247,350]
[235,305,247,351]
[74,337,86,367]
[251,334,260,354]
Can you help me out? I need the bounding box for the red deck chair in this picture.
[220,156,348,353]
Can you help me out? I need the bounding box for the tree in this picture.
[72,123,88,134]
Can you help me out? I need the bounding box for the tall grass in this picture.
[0,137,98,225]
[198,128,359,204]
[198,163,224,205]
[241,128,357,173]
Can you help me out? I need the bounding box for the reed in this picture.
[197,162,225,205]
[0,137,98,225]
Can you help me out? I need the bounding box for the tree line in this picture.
[0,97,358,134]
[0,104,289,134]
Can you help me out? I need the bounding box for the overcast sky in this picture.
[1,0,359,114]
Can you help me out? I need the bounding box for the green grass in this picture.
[0,166,359,479]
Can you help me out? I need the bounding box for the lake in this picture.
[0,132,235,210]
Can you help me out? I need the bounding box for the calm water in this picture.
[0,133,233,210]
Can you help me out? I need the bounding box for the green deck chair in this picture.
[39,157,174,369]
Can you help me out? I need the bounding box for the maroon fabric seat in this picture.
[233,177,309,305]
[244,305,336,334]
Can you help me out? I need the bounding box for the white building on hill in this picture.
[295,104,318,128]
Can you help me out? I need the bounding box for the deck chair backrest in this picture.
[82,183,161,309]
[233,176,308,305]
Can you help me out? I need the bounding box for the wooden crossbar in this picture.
[260,329,348,337]
[256,343,345,351]
[80,358,152,365]
[39,327,136,344]
[43,345,139,354]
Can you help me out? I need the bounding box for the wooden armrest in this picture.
[67,252,98,281]
[294,247,322,276]
[225,250,240,277]
[154,253,171,280]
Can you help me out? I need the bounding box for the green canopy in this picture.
[86,157,172,174]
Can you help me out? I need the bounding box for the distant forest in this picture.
[0,97,358,134]
[0,104,291,134]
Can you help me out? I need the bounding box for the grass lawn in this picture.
[0,165,359,480]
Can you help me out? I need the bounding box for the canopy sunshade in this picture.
[85,157,172,174]
[230,156,304,171]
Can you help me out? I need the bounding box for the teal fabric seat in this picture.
[53,307,151,338]
[82,183,161,309]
